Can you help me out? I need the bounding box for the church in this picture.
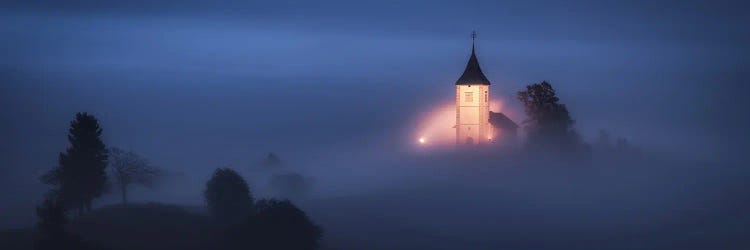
[454,33,518,146]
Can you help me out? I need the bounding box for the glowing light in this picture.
[414,98,512,147]
[415,103,456,146]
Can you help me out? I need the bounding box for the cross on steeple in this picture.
[456,30,490,86]
[471,30,477,51]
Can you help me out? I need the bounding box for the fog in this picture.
[1,0,749,249]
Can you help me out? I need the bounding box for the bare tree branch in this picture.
[109,147,161,205]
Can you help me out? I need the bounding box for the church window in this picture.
[465,92,473,102]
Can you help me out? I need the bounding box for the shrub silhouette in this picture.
[33,191,100,250]
[253,199,322,249]
[225,199,322,250]
[262,153,282,168]
[204,168,254,225]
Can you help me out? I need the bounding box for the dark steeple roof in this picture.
[455,34,491,85]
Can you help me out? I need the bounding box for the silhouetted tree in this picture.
[35,191,67,239]
[263,153,282,168]
[254,199,322,249]
[270,172,312,200]
[226,199,322,250]
[34,191,68,250]
[109,147,161,205]
[204,168,254,225]
[34,190,99,250]
[517,81,584,152]
[42,113,108,214]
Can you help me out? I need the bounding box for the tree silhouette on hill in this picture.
[204,168,254,225]
[109,148,161,206]
[34,191,100,250]
[252,199,322,249]
[41,112,109,215]
[517,81,586,154]
[263,153,282,168]
[225,199,322,250]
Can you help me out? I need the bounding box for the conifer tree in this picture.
[42,112,109,214]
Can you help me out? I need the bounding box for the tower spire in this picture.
[455,30,490,85]
[471,30,477,52]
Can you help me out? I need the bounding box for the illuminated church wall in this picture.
[453,32,493,146]
[416,32,517,147]
[456,85,491,145]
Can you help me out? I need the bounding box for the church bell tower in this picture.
[455,31,491,145]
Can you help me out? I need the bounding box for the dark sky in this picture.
[1,0,749,228]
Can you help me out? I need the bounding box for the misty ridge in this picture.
[2,78,748,250]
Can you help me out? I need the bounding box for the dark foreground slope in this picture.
[69,203,215,250]
[0,228,33,250]
[1,203,211,250]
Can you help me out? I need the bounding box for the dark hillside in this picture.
[69,203,215,250]
[0,228,33,250]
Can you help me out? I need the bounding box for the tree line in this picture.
[34,113,321,250]
[517,81,590,157]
